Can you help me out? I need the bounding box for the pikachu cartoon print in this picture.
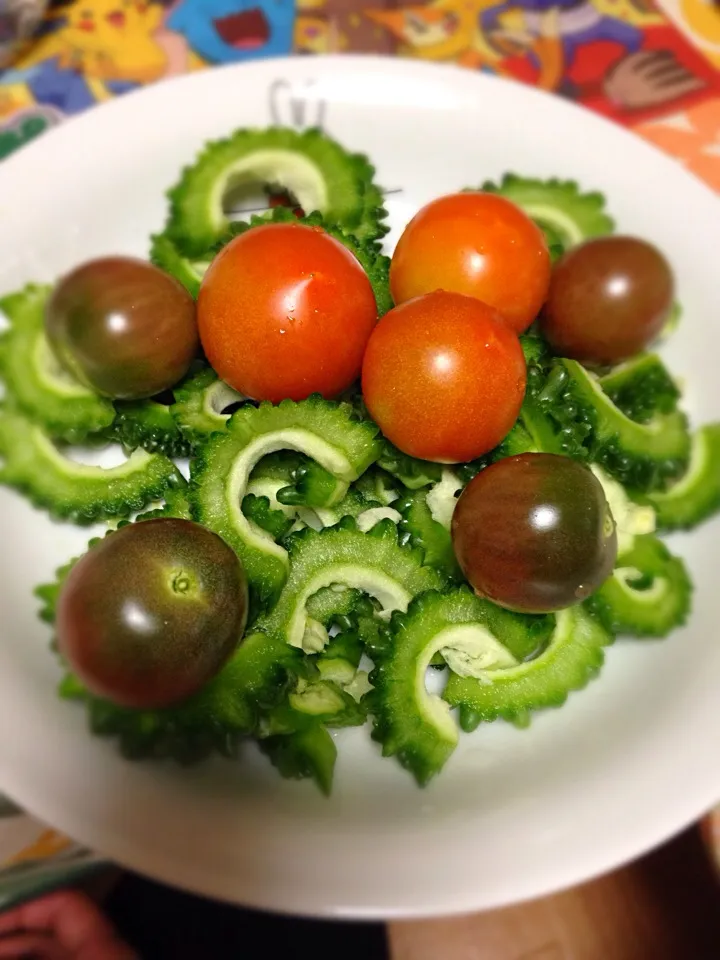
[6,0,173,113]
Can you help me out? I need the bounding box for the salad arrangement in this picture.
[0,126,717,796]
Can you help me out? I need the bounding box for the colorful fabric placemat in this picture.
[1,0,719,905]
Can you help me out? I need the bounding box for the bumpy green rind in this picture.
[0,410,182,524]
[149,233,210,298]
[377,442,442,490]
[644,423,720,531]
[257,518,446,650]
[370,588,553,784]
[242,493,294,540]
[109,399,191,459]
[396,490,462,580]
[259,724,337,796]
[475,174,615,250]
[354,466,401,506]
[135,479,193,522]
[598,353,680,424]
[170,366,244,448]
[189,395,382,611]
[59,632,307,764]
[166,126,388,256]
[443,604,613,724]
[588,534,692,636]
[541,359,690,491]
[0,285,115,442]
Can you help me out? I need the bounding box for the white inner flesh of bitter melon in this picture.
[416,624,519,744]
[214,151,329,225]
[226,429,352,564]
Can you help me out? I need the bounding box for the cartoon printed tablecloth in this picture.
[1,0,720,905]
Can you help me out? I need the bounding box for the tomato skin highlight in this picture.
[361,291,527,463]
[540,236,675,364]
[198,223,378,402]
[451,453,618,614]
[56,519,248,710]
[389,192,551,334]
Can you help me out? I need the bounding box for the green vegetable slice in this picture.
[259,724,337,796]
[135,479,193,522]
[378,441,442,490]
[170,366,245,448]
[598,353,680,423]
[588,534,692,637]
[0,285,115,442]
[149,233,210,298]
[242,493,295,540]
[257,518,445,652]
[109,398,191,459]
[644,423,720,531]
[475,174,614,250]
[396,489,462,580]
[189,396,382,611]
[372,588,551,784]
[59,632,306,763]
[545,359,690,491]
[443,604,613,725]
[166,126,388,255]
[590,464,656,557]
[354,466,400,506]
[0,410,182,524]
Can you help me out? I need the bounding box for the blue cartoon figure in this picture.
[166,0,296,64]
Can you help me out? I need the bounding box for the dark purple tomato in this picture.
[451,453,617,613]
[56,519,248,709]
[540,236,674,364]
[46,257,198,400]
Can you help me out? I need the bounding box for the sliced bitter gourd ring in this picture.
[598,352,680,424]
[477,174,615,250]
[109,399,191,459]
[378,441,442,490]
[170,366,245,448]
[0,410,182,524]
[588,534,692,637]
[0,286,115,442]
[59,632,307,764]
[396,489,462,581]
[443,603,613,726]
[189,396,383,611]
[149,233,210,298]
[372,588,532,785]
[166,127,388,256]
[552,359,691,492]
[257,519,446,653]
[645,423,720,531]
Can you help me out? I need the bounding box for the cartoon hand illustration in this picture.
[604,49,705,110]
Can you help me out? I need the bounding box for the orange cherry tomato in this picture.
[198,223,378,402]
[361,291,527,463]
[389,193,551,334]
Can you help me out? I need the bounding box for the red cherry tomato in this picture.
[361,291,527,463]
[198,223,378,402]
[390,193,551,334]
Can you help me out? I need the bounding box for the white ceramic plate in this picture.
[0,55,718,920]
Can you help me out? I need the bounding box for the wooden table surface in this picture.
[389,826,720,960]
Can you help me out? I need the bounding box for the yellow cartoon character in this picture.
[590,0,664,27]
[294,14,348,53]
[19,0,172,99]
[654,0,720,68]
[364,0,501,68]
